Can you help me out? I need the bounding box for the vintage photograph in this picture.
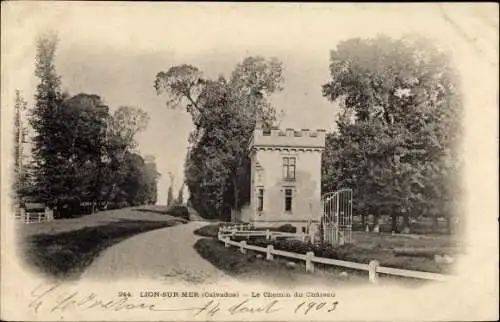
[1,2,498,321]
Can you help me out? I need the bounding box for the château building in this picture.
[233,125,326,233]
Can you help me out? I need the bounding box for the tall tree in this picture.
[102,106,149,207]
[13,90,29,200]
[155,57,283,219]
[176,183,184,205]
[60,93,109,212]
[167,172,175,206]
[29,32,70,209]
[144,158,160,205]
[322,35,462,233]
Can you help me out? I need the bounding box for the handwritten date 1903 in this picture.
[294,301,339,315]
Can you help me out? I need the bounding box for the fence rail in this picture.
[14,208,54,224]
[219,226,308,241]
[218,227,455,284]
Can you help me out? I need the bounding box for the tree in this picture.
[322,35,462,234]
[155,57,284,219]
[13,90,29,200]
[167,172,175,206]
[26,32,154,216]
[144,159,160,205]
[29,32,71,210]
[102,106,150,207]
[60,93,109,212]
[176,183,184,205]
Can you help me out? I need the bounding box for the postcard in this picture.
[1,2,498,321]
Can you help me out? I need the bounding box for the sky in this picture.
[2,2,497,205]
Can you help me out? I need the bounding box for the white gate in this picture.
[321,188,353,246]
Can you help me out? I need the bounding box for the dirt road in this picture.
[82,221,230,285]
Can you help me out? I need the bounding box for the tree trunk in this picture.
[373,215,381,233]
[391,215,398,233]
[361,214,366,229]
[402,214,411,234]
[232,176,239,210]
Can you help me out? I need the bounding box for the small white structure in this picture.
[233,125,326,234]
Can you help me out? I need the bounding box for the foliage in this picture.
[277,224,297,233]
[23,33,157,217]
[321,35,463,233]
[155,56,284,219]
[13,90,30,199]
[167,172,175,206]
[165,205,190,221]
[29,32,69,206]
[176,183,184,205]
[193,224,221,238]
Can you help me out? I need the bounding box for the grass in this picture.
[16,206,184,280]
[194,222,460,280]
[18,205,187,238]
[244,236,456,274]
[19,219,178,280]
[193,238,371,287]
[135,205,190,221]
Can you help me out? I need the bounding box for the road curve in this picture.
[81,221,230,285]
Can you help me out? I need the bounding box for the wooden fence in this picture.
[14,208,54,224]
[218,227,454,284]
[219,226,309,241]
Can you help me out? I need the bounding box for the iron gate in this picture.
[321,188,353,246]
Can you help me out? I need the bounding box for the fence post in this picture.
[46,208,54,221]
[19,208,25,223]
[240,241,247,254]
[224,237,230,248]
[266,245,274,261]
[306,251,315,273]
[266,229,270,240]
[368,260,380,284]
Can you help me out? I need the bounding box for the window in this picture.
[282,157,296,181]
[256,168,263,182]
[257,188,264,212]
[285,188,293,212]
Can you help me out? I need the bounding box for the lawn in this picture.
[16,206,186,280]
[194,238,372,287]
[194,223,461,282]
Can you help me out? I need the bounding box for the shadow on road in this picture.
[19,219,178,280]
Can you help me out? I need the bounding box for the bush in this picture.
[166,205,190,220]
[276,224,297,233]
[193,224,221,238]
[194,238,258,274]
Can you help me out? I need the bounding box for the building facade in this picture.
[235,126,326,233]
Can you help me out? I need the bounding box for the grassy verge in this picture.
[194,223,458,281]
[19,219,177,280]
[193,223,223,237]
[193,238,371,287]
[134,205,190,221]
[238,238,454,274]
